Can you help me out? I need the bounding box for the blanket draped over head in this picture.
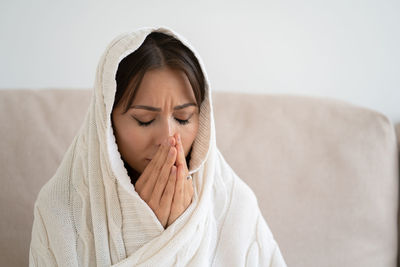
[29,26,287,267]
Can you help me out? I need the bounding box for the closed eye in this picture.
[132,116,191,127]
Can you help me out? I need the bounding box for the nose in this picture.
[156,116,176,147]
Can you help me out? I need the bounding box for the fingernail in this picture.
[177,133,181,142]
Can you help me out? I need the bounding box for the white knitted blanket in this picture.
[29,26,287,267]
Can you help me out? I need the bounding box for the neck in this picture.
[123,160,140,186]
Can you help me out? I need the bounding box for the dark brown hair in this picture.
[113,31,206,113]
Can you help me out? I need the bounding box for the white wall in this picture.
[1,0,399,124]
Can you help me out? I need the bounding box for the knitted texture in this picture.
[29,26,287,267]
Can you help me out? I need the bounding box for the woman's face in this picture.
[111,67,200,174]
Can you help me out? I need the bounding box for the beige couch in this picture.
[0,89,399,267]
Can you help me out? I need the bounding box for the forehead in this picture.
[132,67,195,104]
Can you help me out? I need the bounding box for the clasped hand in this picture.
[134,133,194,228]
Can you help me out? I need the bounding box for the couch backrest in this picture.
[0,89,398,267]
[212,92,399,267]
[0,89,92,266]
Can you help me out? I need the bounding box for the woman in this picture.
[29,26,287,266]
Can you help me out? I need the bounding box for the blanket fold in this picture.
[29,26,287,267]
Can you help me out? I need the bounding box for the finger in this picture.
[141,137,171,185]
[167,164,186,226]
[175,133,187,170]
[176,132,192,188]
[174,163,185,207]
[152,146,177,203]
[136,137,171,189]
[160,166,177,211]
[147,137,173,174]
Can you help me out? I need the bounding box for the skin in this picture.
[111,66,198,228]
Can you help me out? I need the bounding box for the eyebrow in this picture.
[130,102,197,112]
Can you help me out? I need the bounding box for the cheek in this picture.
[118,126,148,152]
[114,122,143,157]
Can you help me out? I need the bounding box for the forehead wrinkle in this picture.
[130,102,197,112]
